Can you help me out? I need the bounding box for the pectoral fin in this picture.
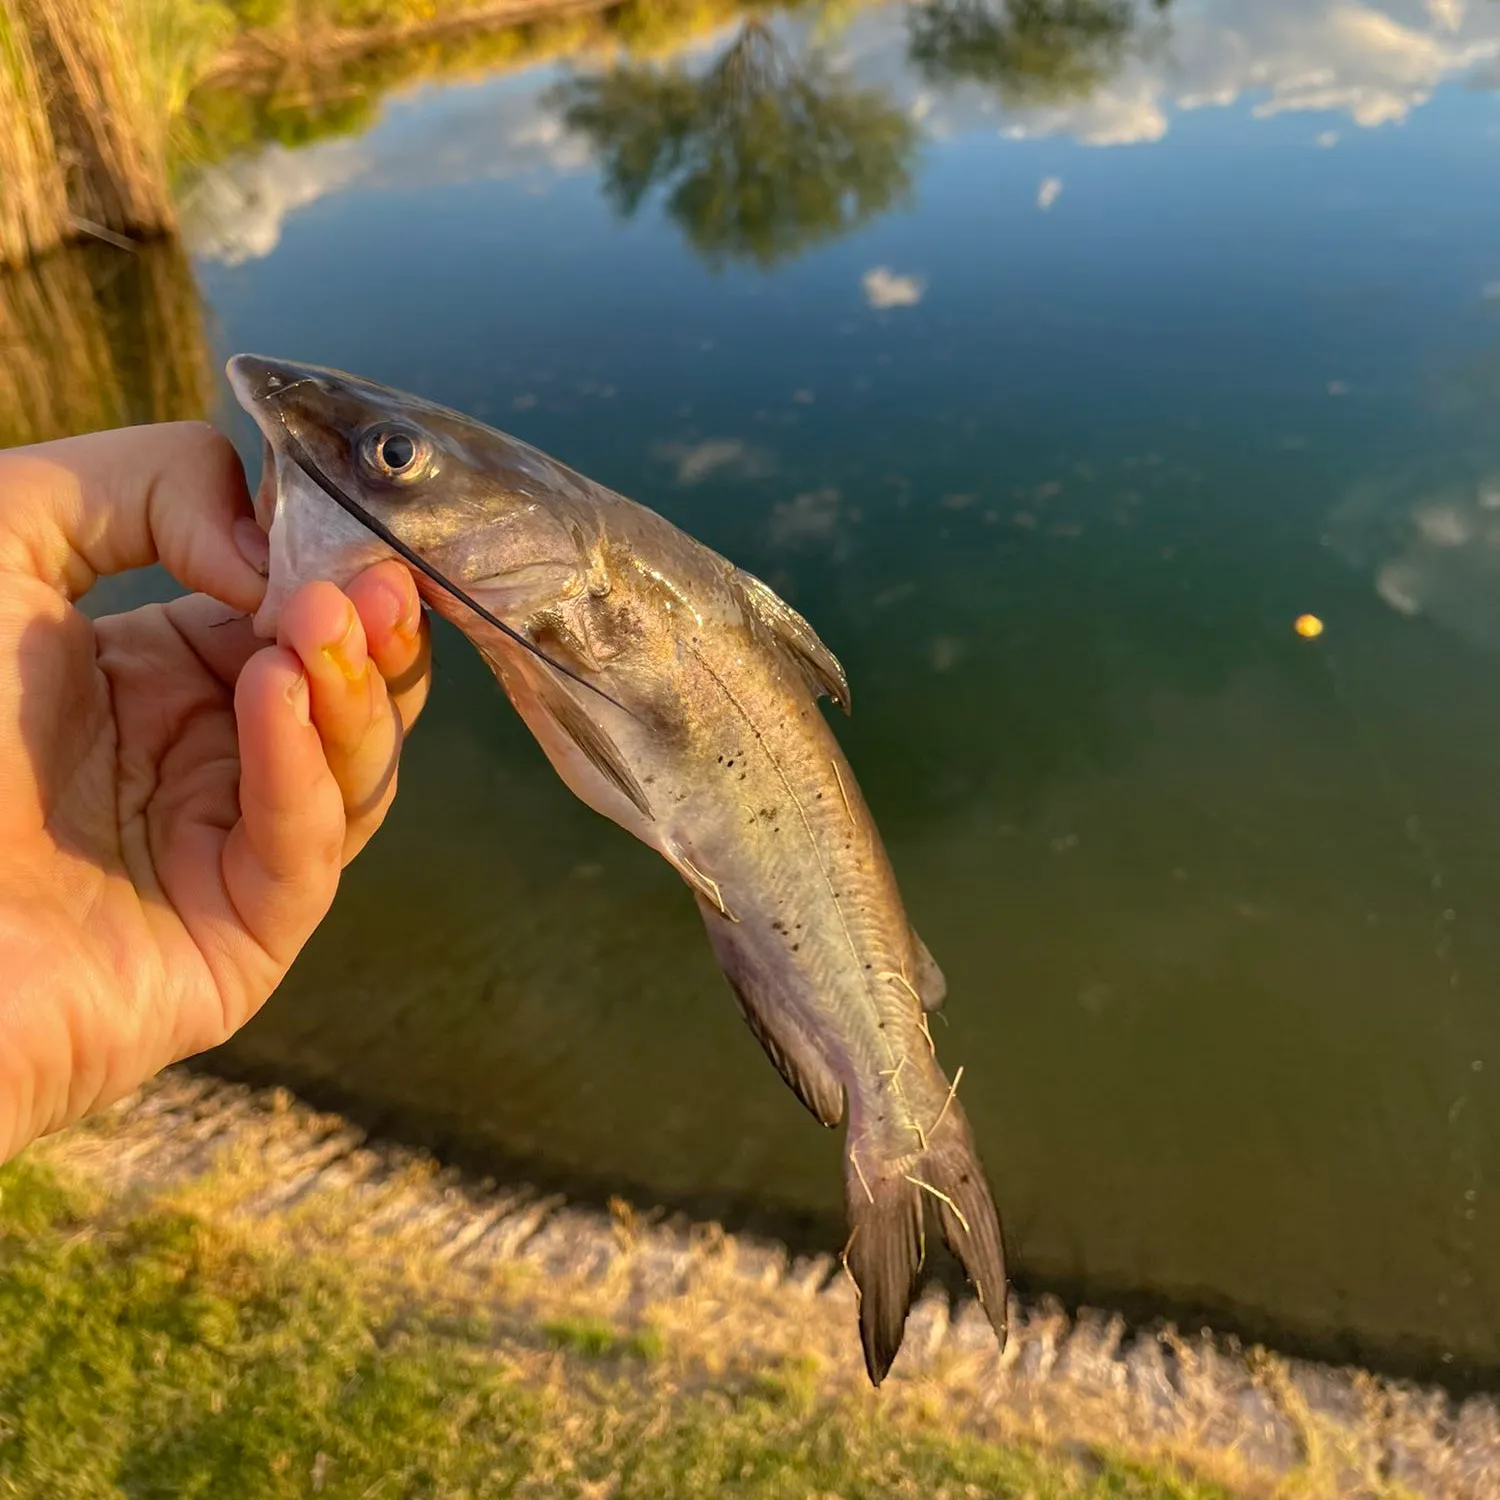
[533,676,653,821]
[734,569,851,714]
[670,844,736,921]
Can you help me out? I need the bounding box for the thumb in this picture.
[0,422,268,612]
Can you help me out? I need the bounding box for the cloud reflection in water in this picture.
[185,0,1500,271]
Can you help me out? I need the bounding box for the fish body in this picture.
[228,353,1007,1382]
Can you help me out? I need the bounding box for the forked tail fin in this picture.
[843,1098,1006,1385]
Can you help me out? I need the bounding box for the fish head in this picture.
[227,353,584,639]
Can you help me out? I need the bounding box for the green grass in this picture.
[0,1154,1235,1499]
[542,1313,666,1361]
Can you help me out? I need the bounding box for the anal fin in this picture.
[912,931,946,1012]
[726,974,845,1128]
[696,908,845,1128]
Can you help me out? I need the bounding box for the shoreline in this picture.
[34,1068,1500,1499]
[195,0,639,82]
[1,0,694,266]
[202,1054,1499,1401]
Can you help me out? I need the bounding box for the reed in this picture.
[0,0,231,266]
[0,2,68,264]
[0,237,212,447]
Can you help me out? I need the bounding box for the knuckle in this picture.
[234,643,291,712]
[310,786,348,870]
[175,421,241,477]
[178,419,231,455]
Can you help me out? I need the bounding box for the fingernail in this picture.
[286,669,311,726]
[322,605,369,684]
[376,574,420,641]
[234,517,270,578]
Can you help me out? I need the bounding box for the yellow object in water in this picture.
[1294,614,1324,639]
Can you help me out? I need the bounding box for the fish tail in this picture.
[843,1096,1007,1386]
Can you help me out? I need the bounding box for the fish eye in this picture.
[381,433,415,470]
[359,426,432,484]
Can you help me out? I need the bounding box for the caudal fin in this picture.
[843,1099,1006,1385]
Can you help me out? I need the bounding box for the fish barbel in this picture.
[227,353,1007,1383]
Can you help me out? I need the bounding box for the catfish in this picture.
[228,353,1007,1383]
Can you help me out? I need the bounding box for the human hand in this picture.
[0,422,431,1164]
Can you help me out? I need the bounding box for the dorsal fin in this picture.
[734,569,851,714]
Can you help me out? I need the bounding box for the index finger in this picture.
[0,422,267,613]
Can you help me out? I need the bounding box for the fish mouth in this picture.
[226,352,316,410]
[226,352,409,566]
[226,354,324,473]
[226,353,321,534]
[223,350,630,712]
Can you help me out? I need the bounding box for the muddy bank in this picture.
[42,1070,1500,1499]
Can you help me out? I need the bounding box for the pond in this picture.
[11,0,1500,1387]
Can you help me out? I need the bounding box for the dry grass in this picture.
[0,0,187,262]
[1,1134,1232,1499]
[24,1071,1498,1500]
[0,0,242,265]
[0,1,68,264]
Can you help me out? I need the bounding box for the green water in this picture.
[13,0,1500,1385]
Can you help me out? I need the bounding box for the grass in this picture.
[0,1,67,265]
[542,1313,668,1361]
[0,0,216,261]
[0,1151,1237,1499]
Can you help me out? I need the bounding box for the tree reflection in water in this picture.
[907,0,1169,106]
[552,19,918,269]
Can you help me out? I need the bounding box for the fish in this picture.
[227,352,1008,1384]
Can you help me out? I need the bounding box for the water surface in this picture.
[14,0,1500,1384]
